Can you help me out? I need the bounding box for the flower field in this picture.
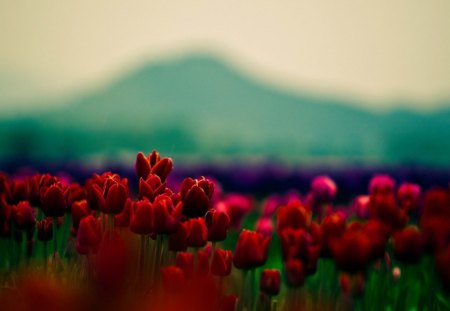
[0,151,449,311]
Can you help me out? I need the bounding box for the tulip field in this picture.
[0,151,449,311]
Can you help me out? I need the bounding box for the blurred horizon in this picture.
[2,1,450,114]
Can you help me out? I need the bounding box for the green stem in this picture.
[250,268,256,311]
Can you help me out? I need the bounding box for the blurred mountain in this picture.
[0,54,449,165]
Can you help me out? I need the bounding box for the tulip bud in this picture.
[12,201,35,230]
[103,182,128,215]
[393,226,423,262]
[211,249,232,277]
[233,230,270,270]
[277,201,310,233]
[40,184,67,217]
[206,209,230,242]
[186,218,208,248]
[152,194,182,235]
[369,175,395,196]
[169,222,189,252]
[310,175,337,204]
[339,273,350,295]
[260,269,281,296]
[76,215,102,255]
[71,200,90,231]
[139,175,166,201]
[130,199,153,235]
[181,177,214,218]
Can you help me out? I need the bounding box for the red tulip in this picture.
[169,222,189,252]
[76,215,102,255]
[40,184,66,217]
[211,249,232,277]
[279,228,309,261]
[135,151,173,182]
[310,175,337,204]
[37,218,53,241]
[103,182,128,215]
[176,252,194,279]
[114,198,132,227]
[130,199,153,235]
[331,228,372,273]
[276,201,310,233]
[260,269,281,296]
[12,201,35,230]
[206,209,230,242]
[233,230,270,270]
[160,266,185,292]
[186,218,208,248]
[421,188,450,220]
[369,175,395,196]
[321,213,346,255]
[284,259,305,287]
[64,183,86,210]
[255,217,273,237]
[8,180,28,204]
[85,172,128,215]
[181,177,214,218]
[152,194,182,234]
[138,174,166,202]
[71,200,90,231]
[397,183,421,214]
[393,226,423,262]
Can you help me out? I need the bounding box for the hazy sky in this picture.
[1,0,450,111]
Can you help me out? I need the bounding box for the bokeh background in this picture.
[1,1,450,169]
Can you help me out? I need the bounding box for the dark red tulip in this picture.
[8,180,28,204]
[233,230,270,270]
[76,215,102,255]
[139,175,166,202]
[393,226,423,262]
[369,175,395,196]
[64,183,86,210]
[363,219,389,259]
[176,252,194,279]
[339,273,351,295]
[152,194,182,234]
[284,259,305,287]
[40,184,67,217]
[421,188,450,220]
[71,200,90,231]
[211,249,232,276]
[114,198,132,228]
[12,201,35,230]
[420,217,450,252]
[369,194,408,231]
[186,218,208,248]
[206,209,230,242]
[136,151,173,182]
[331,228,372,273]
[130,199,153,235]
[85,183,105,211]
[397,183,421,214]
[279,228,309,261]
[169,222,189,252]
[353,195,371,219]
[276,201,310,233]
[102,182,128,215]
[37,218,53,241]
[321,213,346,255]
[181,177,214,218]
[160,266,185,292]
[260,269,281,296]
